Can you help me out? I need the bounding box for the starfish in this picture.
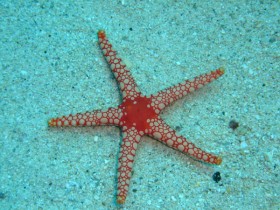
[48,30,224,204]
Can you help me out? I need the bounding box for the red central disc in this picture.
[120,96,157,131]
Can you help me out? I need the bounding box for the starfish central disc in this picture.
[120,96,157,131]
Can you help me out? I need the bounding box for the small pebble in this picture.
[229,120,239,130]
[171,196,177,201]
[94,136,99,142]
[212,171,221,183]
[240,141,248,149]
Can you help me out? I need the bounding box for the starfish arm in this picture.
[117,127,142,204]
[147,118,222,165]
[98,30,141,101]
[151,68,224,112]
[48,107,122,127]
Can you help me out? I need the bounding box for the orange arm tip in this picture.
[215,157,222,165]
[98,30,106,39]
[218,67,225,75]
